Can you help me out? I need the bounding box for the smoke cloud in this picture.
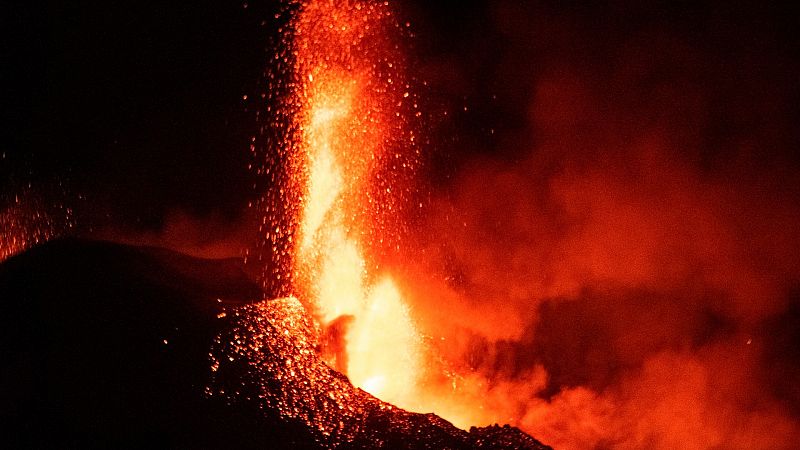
[395,1,800,448]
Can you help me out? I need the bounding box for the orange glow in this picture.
[346,277,420,401]
[4,1,796,447]
[281,0,425,409]
[1,189,73,262]
[256,2,800,448]
[267,0,532,428]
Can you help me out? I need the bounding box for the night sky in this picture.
[4,0,270,228]
[3,1,798,230]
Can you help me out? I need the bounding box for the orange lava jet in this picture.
[267,0,426,411]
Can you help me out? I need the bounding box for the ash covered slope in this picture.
[0,239,550,449]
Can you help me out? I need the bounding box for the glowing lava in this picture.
[257,0,517,432]
[269,0,424,409]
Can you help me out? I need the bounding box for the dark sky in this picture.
[2,0,799,230]
[4,0,272,228]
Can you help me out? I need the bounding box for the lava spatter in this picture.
[253,0,426,410]
[207,297,550,448]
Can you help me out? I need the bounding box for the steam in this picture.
[396,1,800,448]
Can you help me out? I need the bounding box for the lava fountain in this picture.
[262,0,425,410]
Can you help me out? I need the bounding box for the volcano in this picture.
[0,239,550,449]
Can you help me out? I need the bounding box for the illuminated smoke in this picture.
[244,0,800,448]
[392,2,800,448]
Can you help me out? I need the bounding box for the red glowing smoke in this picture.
[387,1,800,448]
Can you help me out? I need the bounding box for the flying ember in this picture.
[0,187,75,262]
[258,0,425,410]
[5,0,799,448]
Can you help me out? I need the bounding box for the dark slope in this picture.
[0,239,291,448]
[0,239,550,449]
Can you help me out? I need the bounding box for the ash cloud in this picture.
[401,1,800,448]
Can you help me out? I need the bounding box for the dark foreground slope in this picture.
[0,239,550,449]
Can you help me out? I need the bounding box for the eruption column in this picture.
[274,0,423,409]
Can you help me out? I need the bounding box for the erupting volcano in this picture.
[279,0,423,406]
[218,0,549,443]
[4,0,800,448]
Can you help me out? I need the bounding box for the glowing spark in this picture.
[256,0,425,412]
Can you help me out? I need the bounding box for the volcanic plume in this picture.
[0,185,75,262]
[379,2,800,449]
[251,0,800,448]
[3,0,799,448]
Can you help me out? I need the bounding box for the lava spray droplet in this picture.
[260,0,424,409]
[1,185,76,262]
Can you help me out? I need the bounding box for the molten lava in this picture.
[254,0,530,433]
[266,0,425,410]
